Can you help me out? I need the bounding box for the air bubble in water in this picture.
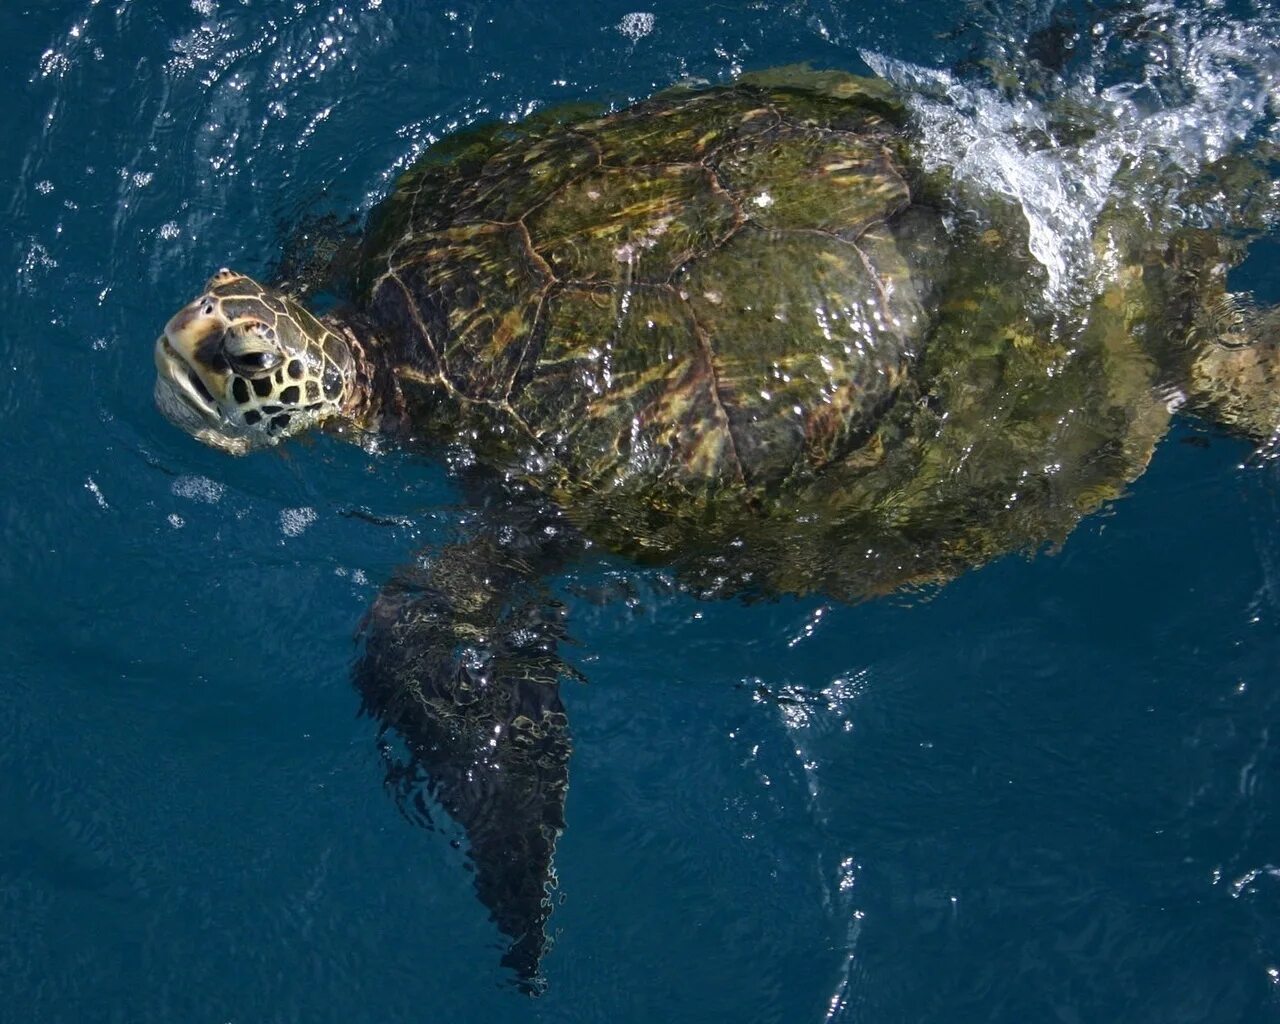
[280,507,317,537]
[172,475,226,504]
[618,12,655,41]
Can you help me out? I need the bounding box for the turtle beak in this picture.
[163,300,224,363]
[157,295,232,407]
[164,302,203,341]
[154,313,222,422]
[153,337,251,455]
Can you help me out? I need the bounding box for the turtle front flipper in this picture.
[353,507,584,992]
[272,210,366,302]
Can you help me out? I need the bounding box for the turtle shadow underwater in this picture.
[151,66,1280,990]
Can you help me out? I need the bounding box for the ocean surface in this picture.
[5,0,1280,1021]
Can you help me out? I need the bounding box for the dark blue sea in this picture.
[6,1,1280,1020]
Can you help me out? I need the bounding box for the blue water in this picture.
[6,1,1280,1021]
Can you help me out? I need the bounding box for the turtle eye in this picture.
[227,349,282,376]
[223,319,283,376]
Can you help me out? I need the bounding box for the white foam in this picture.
[861,1,1280,303]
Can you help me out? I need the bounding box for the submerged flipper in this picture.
[271,209,366,301]
[353,503,583,991]
[1144,226,1280,443]
[1184,298,1280,442]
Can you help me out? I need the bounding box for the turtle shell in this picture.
[363,71,943,503]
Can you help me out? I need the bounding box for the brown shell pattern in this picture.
[365,79,936,500]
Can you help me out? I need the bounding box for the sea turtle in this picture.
[152,67,1280,989]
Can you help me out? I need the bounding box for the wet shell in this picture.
[363,70,939,502]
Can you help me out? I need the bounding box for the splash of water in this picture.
[863,0,1280,303]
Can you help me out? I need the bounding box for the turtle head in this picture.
[154,269,356,454]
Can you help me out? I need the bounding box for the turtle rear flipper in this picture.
[1184,297,1280,442]
[353,512,583,992]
